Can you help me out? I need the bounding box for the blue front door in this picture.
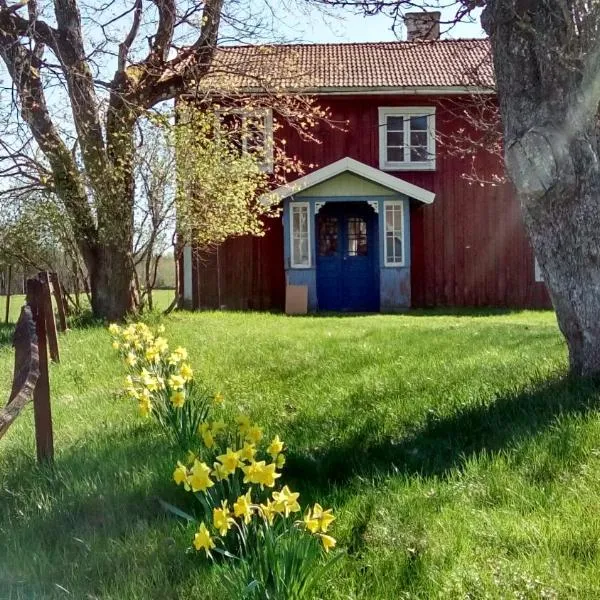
[316,202,379,312]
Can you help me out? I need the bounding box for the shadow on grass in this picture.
[0,421,208,599]
[284,374,600,488]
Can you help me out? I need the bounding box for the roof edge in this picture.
[263,157,436,204]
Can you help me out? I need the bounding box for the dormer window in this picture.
[217,108,274,172]
[378,107,436,171]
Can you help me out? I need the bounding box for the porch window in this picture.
[291,203,311,268]
[384,201,405,266]
[217,108,274,172]
[378,107,436,171]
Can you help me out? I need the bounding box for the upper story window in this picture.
[378,107,436,171]
[217,108,274,172]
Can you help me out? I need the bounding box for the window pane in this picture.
[410,146,429,161]
[318,216,338,256]
[410,131,428,147]
[386,233,395,262]
[387,116,404,130]
[410,115,428,130]
[386,209,395,232]
[393,235,403,262]
[387,131,404,147]
[347,217,368,256]
[387,147,405,162]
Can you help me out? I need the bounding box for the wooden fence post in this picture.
[27,277,54,464]
[50,272,68,332]
[39,272,60,363]
[4,265,11,325]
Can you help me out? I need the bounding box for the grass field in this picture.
[2,305,600,598]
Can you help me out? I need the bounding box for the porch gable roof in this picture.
[265,157,436,204]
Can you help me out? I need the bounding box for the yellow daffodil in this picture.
[173,461,188,486]
[319,534,336,552]
[157,325,166,334]
[241,460,264,485]
[258,462,281,488]
[108,323,120,335]
[303,509,320,534]
[237,414,251,435]
[213,392,224,405]
[168,374,186,391]
[275,453,286,469]
[125,352,137,367]
[217,448,240,473]
[174,346,188,360]
[233,489,254,524]
[239,442,256,463]
[311,503,336,533]
[145,346,160,363]
[188,460,214,492]
[213,501,234,536]
[272,486,301,516]
[154,336,169,354]
[211,461,230,481]
[139,395,152,417]
[198,422,215,449]
[242,461,280,488]
[167,352,182,366]
[180,363,194,381]
[112,341,120,350]
[211,420,226,435]
[193,522,215,555]
[171,390,185,408]
[260,499,277,525]
[245,425,263,444]
[267,435,284,458]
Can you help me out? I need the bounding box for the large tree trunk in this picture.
[483,1,600,376]
[89,244,134,321]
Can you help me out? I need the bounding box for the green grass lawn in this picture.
[2,307,600,598]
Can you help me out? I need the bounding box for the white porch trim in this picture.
[263,157,436,204]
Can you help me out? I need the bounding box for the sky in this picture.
[258,4,485,44]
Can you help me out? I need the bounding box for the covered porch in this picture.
[271,157,436,312]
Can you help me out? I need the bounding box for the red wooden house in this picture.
[179,13,550,312]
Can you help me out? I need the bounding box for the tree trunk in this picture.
[88,244,134,321]
[483,1,600,376]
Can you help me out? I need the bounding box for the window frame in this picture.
[216,108,274,173]
[290,202,312,269]
[384,200,406,267]
[378,107,436,172]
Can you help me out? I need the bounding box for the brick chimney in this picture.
[404,11,441,41]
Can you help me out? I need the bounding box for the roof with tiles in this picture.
[200,39,493,92]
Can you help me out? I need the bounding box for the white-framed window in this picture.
[384,200,405,266]
[217,108,274,172]
[534,258,544,282]
[378,107,436,171]
[290,202,311,268]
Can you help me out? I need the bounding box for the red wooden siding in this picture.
[192,217,285,310]
[191,94,551,310]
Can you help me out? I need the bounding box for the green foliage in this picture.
[171,104,280,248]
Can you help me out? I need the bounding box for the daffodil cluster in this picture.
[172,413,336,557]
[109,322,218,448]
